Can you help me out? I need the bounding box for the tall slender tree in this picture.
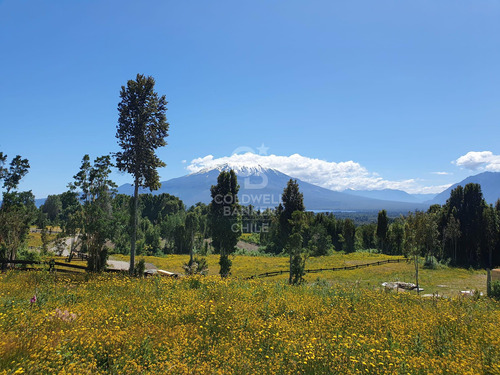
[376,209,388,253]
[342,218,356,253]
[278,179,305,283]
[279,179,305,251]
[287,210,308,284]
[209,170,241,277]
[115,74,169,274]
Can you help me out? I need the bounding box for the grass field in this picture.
[26,231,58,249]
[1,270,499,374]
[110,253,487,296]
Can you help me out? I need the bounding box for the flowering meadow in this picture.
[1,270,500,374]
[112,253,487,295]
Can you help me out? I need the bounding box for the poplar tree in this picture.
[115,74,169,274]
[376,209,388,252]
[279,179,306,284]
[209,170,241,277]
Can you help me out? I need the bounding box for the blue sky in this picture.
[1,0,499,198]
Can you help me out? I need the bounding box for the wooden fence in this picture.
[2,257,411,277]
[0,259,123,274]
[245,258,411,279]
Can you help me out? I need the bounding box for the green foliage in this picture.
[0,191,36,261]
[139,194,184,224]
[41,195,62,224]
[233,247,272,257]
[218,254,232,278]
[356,222,376,250]
[376,209,388,252]
[342,219,356,253]
[443,183,486,267]
[278,179,304,251]
[69,155,115,272]
[286,211,309,285]
[16,248,42,266]
[210,170,241,277]
[489,281,500,300]
[307,224,332,256]
[387,218,405,255]
[240,232,260,246]
[115,74,169,191]
[423,255,450,270]
[288,232,306,285]
[109,194,132,255]
[40,227,49,255]
[115,73,169,274]
[183,256,208,276]
[1,155,30,193]
[160,213,185,254]
[134,258,146,277]
[0,153,33,261]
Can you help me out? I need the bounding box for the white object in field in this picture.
[157,269,177,277]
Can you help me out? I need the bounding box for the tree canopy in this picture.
[115,74,169,274]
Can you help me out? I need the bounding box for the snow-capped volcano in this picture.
[189,162,279,177]
[117,163,428,212]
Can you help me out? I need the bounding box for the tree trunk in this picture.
[129,180,139,275]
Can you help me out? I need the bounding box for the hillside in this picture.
[343,188,435,203]
[428,171,500,205]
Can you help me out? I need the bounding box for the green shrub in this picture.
[489,281,500,300]
[17,248,42,263]
[423,256,449,270]
[134,258,146,277]
[183,257,208,276]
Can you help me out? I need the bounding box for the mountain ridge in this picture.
[117,165,428,212]
[426,171,500,205]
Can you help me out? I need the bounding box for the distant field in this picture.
[110,253,487,296]
[1,271,498,374]
[26,230,58,248]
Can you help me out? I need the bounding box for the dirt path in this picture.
[107,260,157,271]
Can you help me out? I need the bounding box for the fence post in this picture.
[49,259,55,273]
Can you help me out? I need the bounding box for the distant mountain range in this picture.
[28,168,500,212]
[342,189,436,203]
[427,172,500,205]
[117,164,428,213]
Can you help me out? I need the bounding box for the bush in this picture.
[423,256,438,269]
[489,281,500,300]
[17,248,42,263]
[134,258,146,277]
[234,247,273,257]
[423,256,449,270]
[183,257,208,276]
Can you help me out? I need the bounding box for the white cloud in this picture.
[187,152,449,194]
[454,151,500,172]
[431,171,452,175]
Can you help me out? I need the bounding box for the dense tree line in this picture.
[260,183,500,270]
[3,156,500,274]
